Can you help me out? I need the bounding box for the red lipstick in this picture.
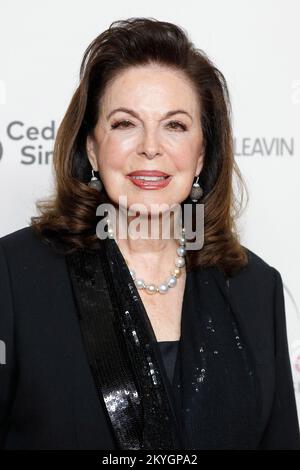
[126,170,172,190]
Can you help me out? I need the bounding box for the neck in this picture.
[109,209,184,278]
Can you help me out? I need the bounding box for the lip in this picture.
[126,174,172,190]
[127,170,170,177]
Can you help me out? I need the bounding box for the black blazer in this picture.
[0,226,299,450]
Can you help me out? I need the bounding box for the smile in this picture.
[131,175,166,181]
[126,175,172,189]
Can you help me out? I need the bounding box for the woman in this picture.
[0,17,299,450]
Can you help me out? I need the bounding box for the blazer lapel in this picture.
[65,238,182,450]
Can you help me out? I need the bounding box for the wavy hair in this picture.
[31,17,249,277]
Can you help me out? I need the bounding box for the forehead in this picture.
[101,65,199,116]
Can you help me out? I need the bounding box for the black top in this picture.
[157,340,180,385]
[0,226,299,449]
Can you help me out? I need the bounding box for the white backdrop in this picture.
[1,0,300,422]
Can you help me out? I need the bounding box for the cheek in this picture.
[172,150,197,172]
[106,131,136,152]
[97,129,200,174]
[98,135,136,171]
[97,147,127,174]
[168,136,200,169]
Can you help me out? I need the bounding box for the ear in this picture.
[86,135,98,171]
[195,143,205,176]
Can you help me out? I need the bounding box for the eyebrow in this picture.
[106,107,193,121]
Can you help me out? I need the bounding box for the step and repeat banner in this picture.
[1,1,300,425]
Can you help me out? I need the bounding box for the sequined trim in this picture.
[66,237,180,450]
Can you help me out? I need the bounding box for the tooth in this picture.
[131,176,165,181]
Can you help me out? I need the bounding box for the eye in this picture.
[167,121,187,131]
[110,119,187,131]
[111,120,133,129]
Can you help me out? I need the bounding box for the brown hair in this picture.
[31,17,249,277]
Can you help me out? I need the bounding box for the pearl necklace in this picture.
[105,217,186,295]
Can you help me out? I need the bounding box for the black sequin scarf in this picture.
[66,236,261,450]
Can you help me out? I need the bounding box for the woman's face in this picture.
[87,64,205,214]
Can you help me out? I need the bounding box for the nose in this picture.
[137,127,162,159]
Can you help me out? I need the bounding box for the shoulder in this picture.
[226,246,283,347]
[0,226,73,331]
[230,245,280,291]
[0,225,48,254]
[221,245,283,331]
[0,225,65,276]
